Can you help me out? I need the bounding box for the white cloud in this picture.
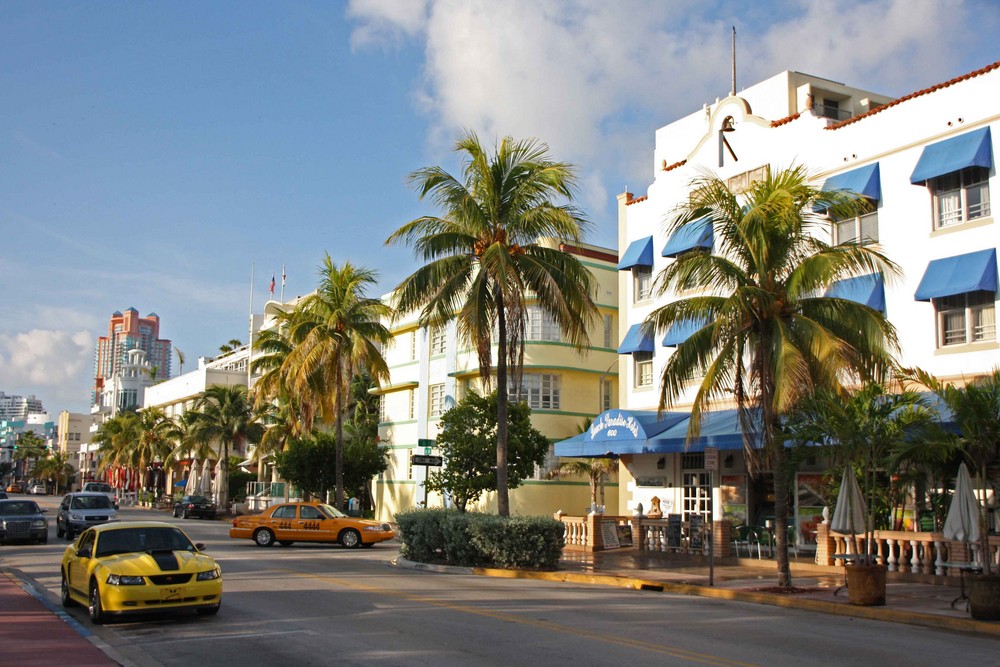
[0,329,94,412]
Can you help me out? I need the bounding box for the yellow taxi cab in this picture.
[230,501,395,548]
[61,521,222,623]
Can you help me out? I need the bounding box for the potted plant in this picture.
[909,369,1000,620]
[787,383,935,605]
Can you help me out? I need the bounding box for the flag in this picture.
[281,264,286,287]
[269,274,275,296]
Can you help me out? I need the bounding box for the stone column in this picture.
[815,522,834,566]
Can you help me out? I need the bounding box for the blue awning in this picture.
[825,274,886,312]
[617,323,654,354]
[661,317,708,347]
[554,410,690,457]
[617,236,654,270]
[817,163,881,210]
[915,248,998,301]
[910,127,993,184]
[662,218,713,257]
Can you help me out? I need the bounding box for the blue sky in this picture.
[1,0,998,415]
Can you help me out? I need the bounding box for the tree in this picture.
[33,451,74,493]
[425,391,549,512]
[905,368,1000,574]
[785,383,936,561]
[188,385,264,511]
[175,347,186,375]
[387,131,597,516]
[13,432,47,479]
[646,165,900,587]
[275,432,338,501]
[281,257,391,507]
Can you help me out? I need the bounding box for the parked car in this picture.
[82,482,118,509]
[172,495,217,520]
[28,481,47,495]
[61,521,222,623]
[0,490,8,500]
[57,493,119,541]
[5,482,22,493]
[0,499,48,544]
[229,501,395,548]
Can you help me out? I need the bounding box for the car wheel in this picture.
[253,528,275,547]
[38,533,48,545]
[88,579,104,624]
[339,529,362,549]
[173,507,180,518]
[278,541,295,547]
[183,509,191,520]
[56,524,64,538]
[65,528,74,542]
[61,570,76,608]
[197,602,221,616]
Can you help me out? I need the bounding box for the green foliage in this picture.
[275,432,337,501]
[395,509,565,570]
[424,391,549,512]
[228,467,256,503]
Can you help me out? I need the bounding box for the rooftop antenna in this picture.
[730,26,736,96]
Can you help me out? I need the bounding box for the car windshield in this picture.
[0,501,40,516]
[94,527,196,557]
[86,484,112,493]
[70,495,114,510]
[185,496,208,503]
[318,503,347,519]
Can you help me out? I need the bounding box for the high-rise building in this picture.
[92,307,171,407]
[0,392,44,421]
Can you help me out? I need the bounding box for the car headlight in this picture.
[110,512,120,521]
[196,568,221,581]
[31,520,46,529]
[363,525,386,532]
[106,574,145,586]
[70,513,83,521]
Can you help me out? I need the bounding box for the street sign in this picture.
[704,447,719,471]
[418,438,434,456]
[411,454,443,467]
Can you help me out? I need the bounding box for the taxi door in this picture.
[267,504,299,540]
[297,504,333,541]
[67,530,96,598]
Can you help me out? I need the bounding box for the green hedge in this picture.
[395,509,565,570]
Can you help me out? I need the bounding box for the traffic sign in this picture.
[411,454,443,467]
[704,447,719,471]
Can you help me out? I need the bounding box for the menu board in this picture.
[601,520,621,549]
[667,514,683,548]
[689,514,705,551]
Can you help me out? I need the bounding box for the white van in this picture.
[82,481,118,508]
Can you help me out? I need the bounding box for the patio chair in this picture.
[732,525,753,558]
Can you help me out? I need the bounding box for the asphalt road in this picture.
[3,494,998,666]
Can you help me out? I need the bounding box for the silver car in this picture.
[57,493,119,541]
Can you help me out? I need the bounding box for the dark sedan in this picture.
[173,495,217,519]
[0,499,48,544]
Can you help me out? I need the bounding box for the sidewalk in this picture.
[0,570,119,667]
[397,549,1000,637]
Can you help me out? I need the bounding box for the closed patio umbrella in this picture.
[186,462,199,498]
[198,459,212,496]
[943,462,981,559]
[831,466,867,555]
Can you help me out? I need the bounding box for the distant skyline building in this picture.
[92,307,171,407]
[0,392,45,421]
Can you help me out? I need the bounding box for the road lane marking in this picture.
[277,568,759,667]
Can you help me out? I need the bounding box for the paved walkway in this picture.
[0,570,119,666]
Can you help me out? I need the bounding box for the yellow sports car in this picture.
[61,521,222,623]
[230,501,395,548]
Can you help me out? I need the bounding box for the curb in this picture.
[392,558,1000,637]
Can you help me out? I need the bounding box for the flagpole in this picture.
[280,263,285,302]
[248,262,254,389]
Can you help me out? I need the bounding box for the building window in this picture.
[634,267,652,302]
[429,383,446,418]
[603,314,613,348]
[931,167,991,229]
[408,389,415,420]
[379,395,386,423]
[409,331,417,360]
[832,209,879,245]
[600,377,612,411]
[510,373,561,410]
[634,352,653,388]
[683,471,712,522]
[935,291,996,346]
[526,307,561,342]
[430,326,447,355]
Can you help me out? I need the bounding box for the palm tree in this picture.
[387,131,598,516]
[188,384,264,511]
[33,452,74,494]
[645,165,900,586]
[13,432,47,480]
[175,347,186,375]
[282,257,391,507]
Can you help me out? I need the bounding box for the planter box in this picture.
[846,564,886,606]
[969,574,1000,621]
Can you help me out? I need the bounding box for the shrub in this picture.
[395,509,565,570]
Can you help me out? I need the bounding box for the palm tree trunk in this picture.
[772,441,792,587]
[219,443,229,512]
[335,365,346,509]
[495,289,510,517]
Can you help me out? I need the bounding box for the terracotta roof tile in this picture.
[826,60,1000,130]
[770,112,801,127]
[626,195,648,206]
[662,159,687,172]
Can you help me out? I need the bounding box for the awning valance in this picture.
[367,381,419,396]
[817,163,881,209]
[915,248,997,301]
[661,316,708,347]
[617,323,654,354]
[910,127,993,184]
[825,273,886,312]
[661,218,713,257]
[617,236,654,270]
